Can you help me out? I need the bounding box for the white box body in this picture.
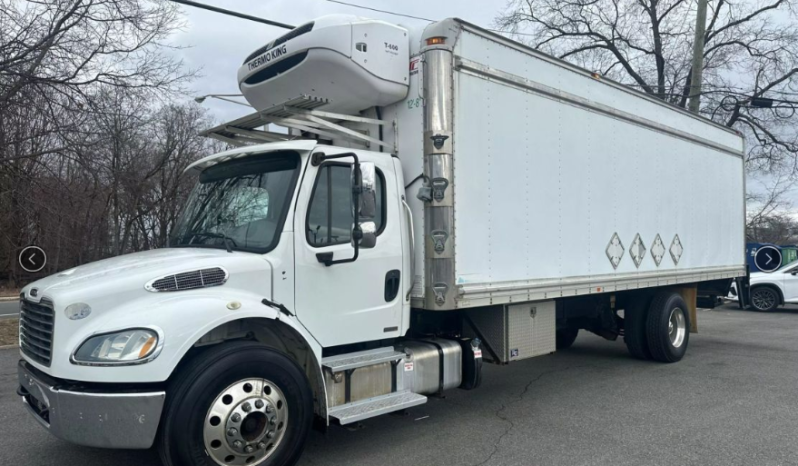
[378,20,746,309]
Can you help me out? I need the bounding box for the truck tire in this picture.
[556,328,579,349]
[158,341,313,466]
[645,291,690,363]
[623,298,651,360]
[749,286,780,312]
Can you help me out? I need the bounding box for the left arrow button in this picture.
[18,246,46,273]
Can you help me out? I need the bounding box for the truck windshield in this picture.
[170,151,300,253]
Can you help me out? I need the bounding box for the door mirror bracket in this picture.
[353,162,378,249]
[310,152,377,266]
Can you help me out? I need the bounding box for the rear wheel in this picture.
[556,328,579,349]
[750,286,780,312]
[645,291,690,363]
[159,342,313,466]
[623,298,651,360]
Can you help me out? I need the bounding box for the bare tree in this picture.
[748,214,798,244]
[746,174,798,243]
[0,94,221,285]
[0,1,214,286]
[0,0,193,163]
[496,0,798,173]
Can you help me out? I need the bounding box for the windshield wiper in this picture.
[182,232,238,253]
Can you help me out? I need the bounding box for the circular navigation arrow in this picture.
[754,245,782,273]
[18,246,47,273]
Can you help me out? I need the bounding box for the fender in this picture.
[52,291,323,387]
[175,299,331,421]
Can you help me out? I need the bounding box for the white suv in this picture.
[730,261,798,311]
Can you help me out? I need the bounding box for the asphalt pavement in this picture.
[2,303,798,466]
[0,301,18,319]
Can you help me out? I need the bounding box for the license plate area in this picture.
[24,392,51,424]
[18,364,52,425]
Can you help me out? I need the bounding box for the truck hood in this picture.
[22,248,273,306]
[18,247,283,382]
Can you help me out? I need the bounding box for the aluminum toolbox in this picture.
[464,300,556,363]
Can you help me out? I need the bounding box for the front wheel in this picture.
[750,286,780,312]
[159,342,313,466]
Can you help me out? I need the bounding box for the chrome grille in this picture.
[19,298,54,367]
[147,267,228,292]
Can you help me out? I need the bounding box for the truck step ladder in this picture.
[322,347,405,372]
[328,391,427,425]
[322,347,427,425]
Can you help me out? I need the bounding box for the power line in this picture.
[168,0,294,29]
[326,0,434,22]
[323,0,541,38]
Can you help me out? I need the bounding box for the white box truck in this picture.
[17,14,746,466]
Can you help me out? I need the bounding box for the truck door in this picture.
[294,149,404,347]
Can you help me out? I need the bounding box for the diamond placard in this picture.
[629,234,646,268]
[651,234,665,266]
[606,233,625,269]
[670,234,684,265]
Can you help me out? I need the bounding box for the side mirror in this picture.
[352,162,377,249]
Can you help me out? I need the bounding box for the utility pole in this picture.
[688,0,708,113]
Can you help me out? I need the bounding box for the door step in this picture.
[328,391,427,425]
[322,347,405,372]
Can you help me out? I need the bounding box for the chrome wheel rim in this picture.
[204,378,288,466]
[752,289,776,311]
[668,307,686,348]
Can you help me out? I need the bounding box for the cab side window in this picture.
[307,164,385,247]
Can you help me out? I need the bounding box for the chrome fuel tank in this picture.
[398,338,461,395]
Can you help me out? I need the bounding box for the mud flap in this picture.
[676,286,698,333]
[735,273,751,309]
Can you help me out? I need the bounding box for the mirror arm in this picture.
[311,152,361,266]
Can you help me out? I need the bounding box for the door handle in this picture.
[385,270,401,302]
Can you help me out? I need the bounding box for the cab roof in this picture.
[184,140,318,174]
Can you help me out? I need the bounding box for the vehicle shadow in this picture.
[6,332,681,466]
[714,301,798,314]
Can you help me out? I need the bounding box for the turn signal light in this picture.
[138,336,158,359]
[426,37,446,45]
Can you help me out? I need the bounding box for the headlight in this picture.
[72,328,161,366]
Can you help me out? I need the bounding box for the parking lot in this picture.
[2,302,798,466]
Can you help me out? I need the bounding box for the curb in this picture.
[0,344,18,350]
[0,296,18,302]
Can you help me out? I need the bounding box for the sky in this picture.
[167,0,793,211]
[171,0,506,123]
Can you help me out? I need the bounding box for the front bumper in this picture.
[17,360,166,449]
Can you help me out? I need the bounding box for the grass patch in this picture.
[0,282,20,298]
[0,319,19,347]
